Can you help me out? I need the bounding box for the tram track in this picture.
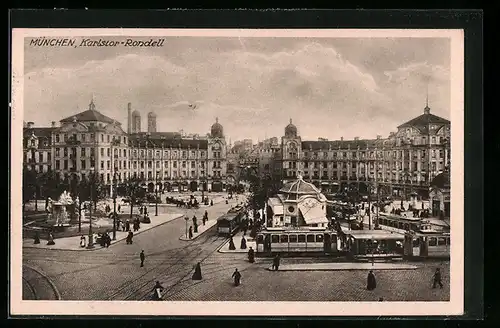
[105,230,226,301]
[128,234,227,300]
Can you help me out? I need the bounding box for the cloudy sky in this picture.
[23,36,451,142]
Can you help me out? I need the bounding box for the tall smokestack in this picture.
[127,102,132,134]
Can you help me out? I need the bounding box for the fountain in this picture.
[47,190,74,226]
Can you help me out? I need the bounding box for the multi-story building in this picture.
[23,100,229,194]
[280,103,451,198]
[23,121,56,173]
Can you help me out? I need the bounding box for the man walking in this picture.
[432,268,443,289]
[140,250,145,267]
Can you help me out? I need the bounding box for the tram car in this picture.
[256,227,343,255]
[216,210,245,236]
[378,213,450,258]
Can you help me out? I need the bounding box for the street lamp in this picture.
[112,166,118,240]
[87,166,95,249]
[155,173,158,217]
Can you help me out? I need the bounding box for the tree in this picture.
[124,177,146,219]
[22,167,37,213]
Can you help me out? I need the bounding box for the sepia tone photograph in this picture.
[10,28,464,316]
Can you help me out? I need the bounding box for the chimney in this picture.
[27,122,34,129]
[354,137,359,141]
[51,121,56,128]
[389,132,395,137]
[376,135,381,140]
[340,137,344,141]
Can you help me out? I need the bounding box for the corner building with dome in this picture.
[23,100,228,195]
[279,103,451,202]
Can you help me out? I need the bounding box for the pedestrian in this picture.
[232,268,242,286]
[210,200,213,206]
[34,231,40,244]
[126,219,130,232]
[432,268,444,289]
[367,270,377,290]
[248,247,255,263]
[118,204,121,213]
[126,231,134,244]
[140,250,145,267]
[240,236,247,249]
[47,232,55,245]
[140,206,143,215]
[229,236,236,250]
[144,206,148,215]
[106,233,111,247]
[192,262,202,280]
[121,221,126,231]
[152,281,164,301]
[272,254,280,271]
[189,226,193,239]
[80,235,86,248]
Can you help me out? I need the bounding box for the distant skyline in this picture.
[24,36,451,142]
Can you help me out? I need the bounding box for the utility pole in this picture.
[112,167,117,240]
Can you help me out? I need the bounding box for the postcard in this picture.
[11,28,464,316]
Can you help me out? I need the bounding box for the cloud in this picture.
[23,40,450,141]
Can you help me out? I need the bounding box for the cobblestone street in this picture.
[163,258,450,302]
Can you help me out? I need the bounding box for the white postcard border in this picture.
[10,28,464,316]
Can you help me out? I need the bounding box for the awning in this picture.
[298,203,328,225]
[272,205,284,215]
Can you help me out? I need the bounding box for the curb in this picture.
[266,266,418,272]
[23,214,184,252]
[23,264,62,300]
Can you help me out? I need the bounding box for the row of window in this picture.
[54,133,128,145]
[290,149,447,160]
[258,233,338,244]
[289,162,446,172]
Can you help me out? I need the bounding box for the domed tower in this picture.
[131,110,141,133]
[210,117,224,138]
[285,118,298,138]
[281,118,301,182]
[147,111,157,133]
[208,117,227,192]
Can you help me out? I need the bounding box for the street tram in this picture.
[216,207,246,236]
[255,227,341,255]
[378,213,450,258]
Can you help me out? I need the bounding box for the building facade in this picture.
[280,104,451,198]
[22,100,229,194]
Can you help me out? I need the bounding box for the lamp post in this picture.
[112,167,118,240]
[87,167,95,249]
[155,173,158,217]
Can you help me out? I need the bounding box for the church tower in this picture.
[127,103,132,134]
[147,111,157,133]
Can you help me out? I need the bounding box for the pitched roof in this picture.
[23,127,56,138]
[280,177,321,195]
[60,109,117,124]
[398,110,450,129]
